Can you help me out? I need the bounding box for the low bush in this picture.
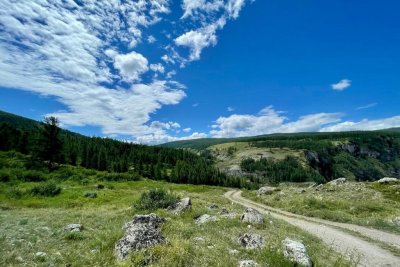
[6,187,25,199]
[0,169,14,182]
[84,192,97,198]
[19,170,47,182]
[134,188,178,211]
[30,181,61,197]
[102,172,141,182]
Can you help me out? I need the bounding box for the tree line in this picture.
[0,117,246,187]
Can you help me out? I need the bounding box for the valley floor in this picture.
[1,179,354,267]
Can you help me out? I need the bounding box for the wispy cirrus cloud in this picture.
[356,102,377,110]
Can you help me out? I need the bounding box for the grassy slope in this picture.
[243,182,400,234]
[210,142,305,170]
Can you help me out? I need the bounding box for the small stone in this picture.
[327,178,346,186]
[238,233,265,250]
[392,217,400,226]
[167,197,191,214]
[35,252,46,257]
[64,224,83,232]
[239,260,259,267]
[315,184,324,191]
[228,249,239,255]
[208,203,219,209]
[195,214,218,225]
[193,237,205,243]
[296,188,306,194]
[220,208,229,215]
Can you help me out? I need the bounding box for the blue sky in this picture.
[1,0,399,144]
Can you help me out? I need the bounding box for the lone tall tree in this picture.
[38,116,63,170]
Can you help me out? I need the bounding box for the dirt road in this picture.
[224,190,400,267]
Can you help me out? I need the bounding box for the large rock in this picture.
[239,260,259,267]
[257,186,277,196]
[64,224,83,232]
[240,208,264,224]
[238,233,265,249]
[115,214,166,260]
[195,214,218,225]
[282,238,312,267]
[377,177,399,184]
[167,197,191,214]
[327,178,346,186]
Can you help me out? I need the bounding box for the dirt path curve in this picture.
[224,190,400,267]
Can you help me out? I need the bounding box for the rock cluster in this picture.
[238,233,265,249]
[282,238,312,267]
[167,197,192,214]
[240,208,264,224]
[115,214,167,260]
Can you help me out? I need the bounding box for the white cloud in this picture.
[114,52,149,81]
[0,0,253,144]
[147,35,157,43]
[320,116,400,132]
[136,131,207,145]
[356,102,377,110]
[175,0,251,62]
[331,79,351,91]
[227,106,235,112]
[209,106,400,138]
[181,0,224,19]
[150,63,165,73]
[183,127,192,132]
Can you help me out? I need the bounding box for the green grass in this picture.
[0,177,355,267]
[243,182,400,233]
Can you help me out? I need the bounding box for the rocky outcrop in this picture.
[315,184,324,191]
[327,178,346,186]
[257,186,277,196]
[377,177,399,184]
[240,208,263,224]
[195,214,218,225]
[64,224,83,232]
[238,233,265,249]
[115,214,166,260]
[282,238,312,267]
[239,260,259,267]
[167,197,191,214]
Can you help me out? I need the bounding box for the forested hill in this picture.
[161,129,400,150]
[0,110,248,188]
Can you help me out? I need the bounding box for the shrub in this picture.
[84,192,97,198]
[134,188,178,211]
[96,184,104,189]
[30,181,61,197]
[0,169,14,182]
[6,187,25,199]
[102,172,141,181]
[19,170,47,182]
